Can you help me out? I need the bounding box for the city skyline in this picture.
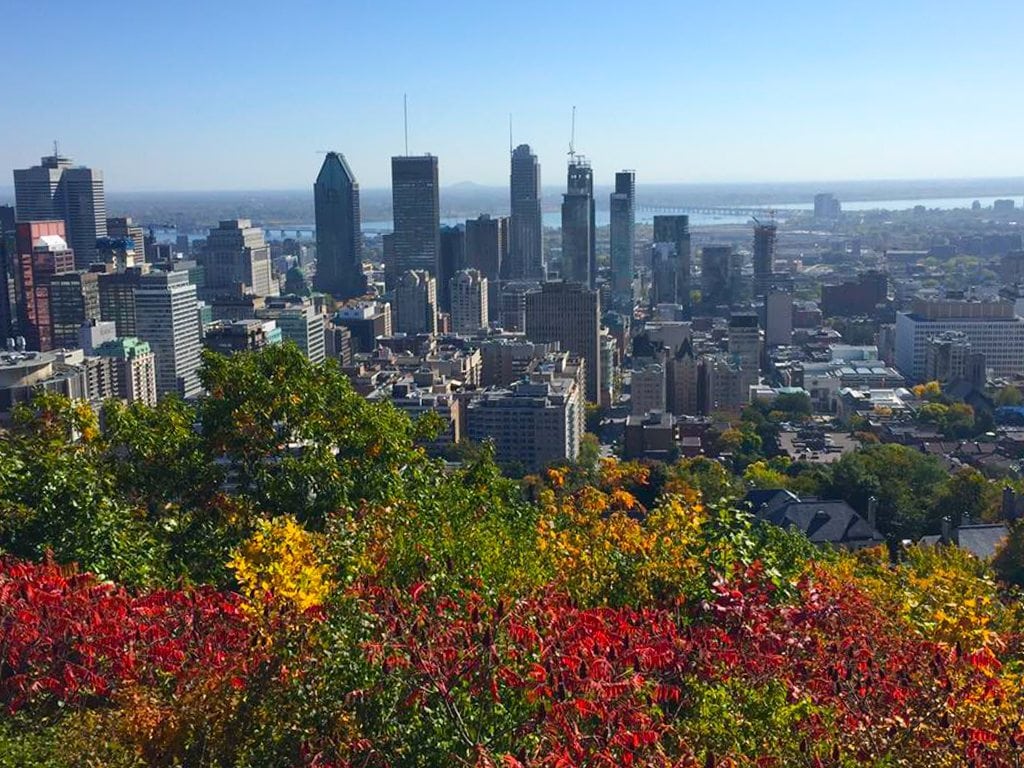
[3,1,1024,191]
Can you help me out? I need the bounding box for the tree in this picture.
[995,386,1023,407]
[992,519,1024,587]
[932,467,998,527]
[825,444,947,539]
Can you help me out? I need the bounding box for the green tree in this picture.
[825,444,947,539]
[996,386,1023,407]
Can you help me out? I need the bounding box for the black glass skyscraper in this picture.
[560,158,595,288]
[609,170,635,303]
[752,220,777,297]
[508,144,544,280]
[314,152,366,300]
[390,155,440,286]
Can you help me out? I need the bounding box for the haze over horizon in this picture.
[3,0,1023,192]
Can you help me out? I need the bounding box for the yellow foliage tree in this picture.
[229,515,332,613]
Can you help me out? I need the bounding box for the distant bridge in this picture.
[636,204,802,218]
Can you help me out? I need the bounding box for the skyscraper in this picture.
[202,219,274,298]
[651,215,691,310]
[450,268,489,335]
[610,170,635,303]
[133,269,201,399]
[393,269,438,335]
[465,214,507,284]
[525,281,601,403]
[701,245,738,309]
[14,151,107,269]
[49,271,101,349]
[753,220,777,297]
[560,158,595,288]
[313,152,366,299]
[390,155,440,285]
[438,224,466,313]
[508,144,544,280]
[106,217,146,263]
[15,221,76,351]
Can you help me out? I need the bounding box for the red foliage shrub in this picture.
[0,557,256,712]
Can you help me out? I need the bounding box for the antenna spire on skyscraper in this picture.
[403,93,409,156]
[568,106,576,161]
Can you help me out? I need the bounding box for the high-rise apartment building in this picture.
[313,152,366,299]
[257,296,325,363]
[15,221,76,351]
[133,269,202,399]
[610,170,636,302]
[106,218,146,263]
[390,155,440,284]
[560,159,595,288]
[524,281,601,403]
[14,151,107,269]
[651,215,691,309]
[393,269,438,335]
[465,377,583,472]
[93,337,158,406]
[631,362,666,416]
[508,144,544,280]
[450,269,488,335]
[202,219,274,298]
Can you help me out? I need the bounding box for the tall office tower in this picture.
[752,220,777,297]
[0,206,15,338]
[313,152,366,299]
[390,155,440,286]
[651,215,691,309]
[525,281,601,403]
[728,312,762,377]
[438,224,466,312]
[508,144,544,280]
[14,151,107,268]
[764,291,793,347]
[133,269,201,399]
[560,158,595,288]
[15,221,76,351]
[813,193,841,219]
[49,271,101,348]
[393,269,438,335]
[202,219,274,298]
[450,268,488,335]
[98,265,147,336]
[465,214,507,283]
[610,170,636,302]
[106,217,146,262]
[700,245,737,309]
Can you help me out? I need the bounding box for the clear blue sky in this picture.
[4,0,1023,191]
